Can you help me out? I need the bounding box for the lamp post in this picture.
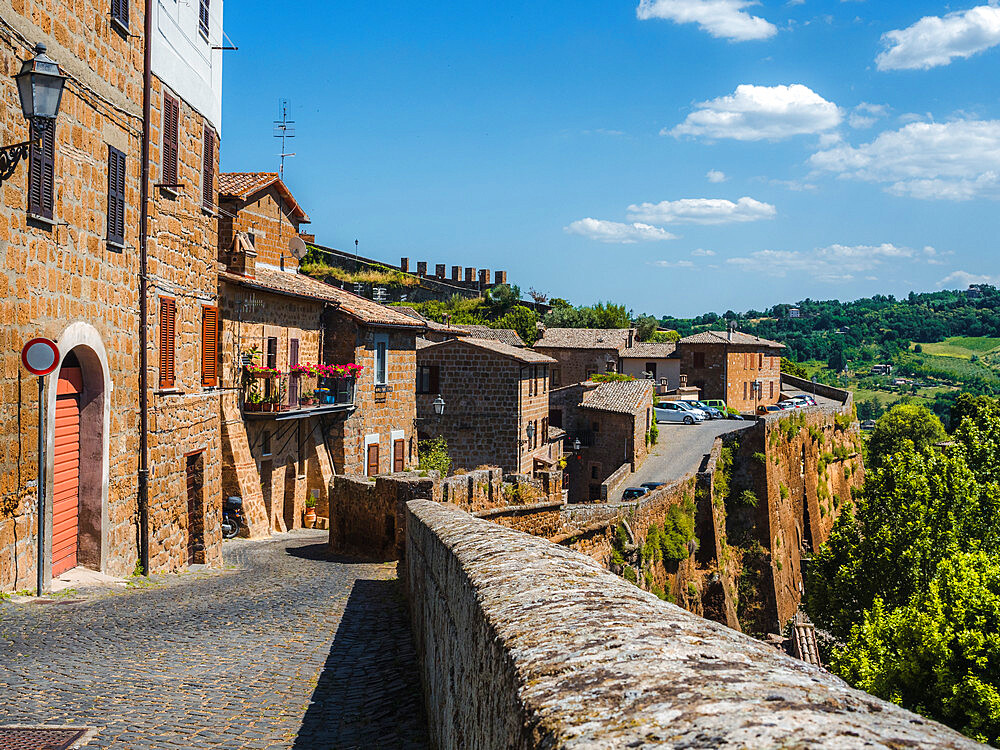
[526,421,535,446]
[572,438,581,452]
[1,43,67,183]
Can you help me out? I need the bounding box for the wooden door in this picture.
[53,367,82,576]
[186,453,205,564]
[366,444,379,477]
[393,439,405,473]
[260,459,273,527]
[288,338,299,407]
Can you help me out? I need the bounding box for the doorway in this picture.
[52,362,82,577]
[186,452,205,564]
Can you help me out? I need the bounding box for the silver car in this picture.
[654,401,705,425]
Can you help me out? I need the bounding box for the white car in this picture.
[655,401,705,425]
[677,400,712,420]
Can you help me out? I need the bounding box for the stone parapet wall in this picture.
[599,462,631,501]
[780,373,852,404]
[405,499,981,750]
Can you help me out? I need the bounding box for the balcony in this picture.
[242,367,357,421]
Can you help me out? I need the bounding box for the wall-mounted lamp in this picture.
[1,44,67,183]
[432,394,445,417]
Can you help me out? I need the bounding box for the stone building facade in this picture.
[533,328,634,387]
[677,330,784,414]
[0,1,144,590]
[550,380,654,502]
[619,342,680,389]
[218,172,309,272]
[415,337,558,475]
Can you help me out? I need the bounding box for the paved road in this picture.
[613,419,752,501]
[0,531,428,749]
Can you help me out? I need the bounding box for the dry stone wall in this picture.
[405,499,980,750]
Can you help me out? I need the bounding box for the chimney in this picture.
[728,321,736,342]
[400,257,409,273]
[299,232,315,243]
[680,374,688,387]
[417,261,427,276]
[627,329,635,348]
[451,265,461,281]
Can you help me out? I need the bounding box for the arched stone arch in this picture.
[44,322,111,581]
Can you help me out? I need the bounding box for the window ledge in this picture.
[158,185,180,199]
[27,213,56,229]
[155,388,184,396]
[110,16,129,36]
[107,239,126,253]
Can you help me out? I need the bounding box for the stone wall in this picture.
[532,346,618,388]
[405,499,980,750]
[676,342,781,413]
[0,2,144,590]
[219,185,305,271]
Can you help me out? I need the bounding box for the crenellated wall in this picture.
[405,499,980,750]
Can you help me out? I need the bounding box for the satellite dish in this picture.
[289,235,308,260]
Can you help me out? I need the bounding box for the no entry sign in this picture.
[21,337,59,376]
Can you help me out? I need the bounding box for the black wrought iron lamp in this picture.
[1,43,67,183]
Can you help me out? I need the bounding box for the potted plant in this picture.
[245,387,264,412]
[303,493,317,528]
[299,390,316,407]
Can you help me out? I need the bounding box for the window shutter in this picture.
[28,122,55,219]
[199,0,210,39]
[107,146,126,245]
[201,306,218,387]
[163,94,179,187]
[111,0,129,29]
[428,365,439,394]
[202,126,214,211]
[159,297,176,388]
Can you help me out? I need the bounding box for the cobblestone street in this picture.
[0,531,428,749]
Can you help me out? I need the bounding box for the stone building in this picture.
[676,330,785,414]
[218,172,310,272]
[0,2,145,591]
[415,337,559,475]
[619,342,680,388]
[533,328,635,387]
[144,0,225,572]
[550,380,654,502]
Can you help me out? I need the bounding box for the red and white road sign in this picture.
[21,337,60,376]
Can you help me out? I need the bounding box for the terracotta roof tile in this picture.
[419,337,556,364]
[621,342,678,358]
[679,330,786,349]
[580,380,654,415]
[534,328,633,351]
[218,172,310,222]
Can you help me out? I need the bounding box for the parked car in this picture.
[778,400,802,410]
[758,405,783,414]
[703,399,727,412]
[790,395,817,407]
[676,400,711,420]
[691,400,724,419]
[860,419,876,431]
[640,482,664,491]
[622,487,649,500]
[655,402,705,425]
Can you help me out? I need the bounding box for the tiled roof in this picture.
[548,425,567,441]
[218,172,310,222]
[580,380,654,415]
[416,337,436,350]
[534,328,633,351]
[680,330,786,349]
[420,336,556,364]
[392,308,525,346]
[621,342,678,359]
[220,268,426,328]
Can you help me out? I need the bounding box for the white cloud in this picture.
[564,218,678,244]
[766,178,818,191]
[727,243,916,282]
[692,248,716,256]
[627,196,777,224]
[937,270,998,287]
[668,84,842,141]
[849,102,888,129]
[877,5,1000,71]
[652,259,697,268]
[707,169,728,183]
[636,0,777,41]
[809,120,1000,200]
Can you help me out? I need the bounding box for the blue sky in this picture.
[221,1,1000,317]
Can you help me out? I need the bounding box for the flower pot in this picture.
[304,508,317,528]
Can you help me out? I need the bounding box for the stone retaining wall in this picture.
[405,499,981,750]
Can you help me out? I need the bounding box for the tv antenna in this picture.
[273,98,296,179]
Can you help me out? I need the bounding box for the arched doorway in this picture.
[48,334,109,579]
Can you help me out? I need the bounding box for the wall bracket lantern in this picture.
[432,394,445,417]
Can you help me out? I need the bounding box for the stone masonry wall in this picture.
[676,342,781,413]
[405,499,981,750]
[219,185,305,272]
[145,74,222,573]
[531,346,618,387]
[0,2,144,590]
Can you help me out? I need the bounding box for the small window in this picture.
[551,367,561,388]
[693,352,705,369]
[769,381,775,399]
[416,365,439,394]
[262,430,271,456]
[110,0,129,31]
[591,464,599,480]
[743,381,748,400]
[162,93,180,189]
[198,0,210,40]
[374,334,388,385]
[542,366,547,393]
[106,145,126,246]
[202,126,215,211]
[27,121,55,220]
[201,305,219,387]
[159,296,177,388]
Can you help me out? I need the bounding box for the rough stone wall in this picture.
[563,406,640,503]
[145,74,222,573]
[531,346,618,387]
[219,187,305,271]
[676,342,781,413]
[0,5,144,590]
[405,499,982,750]
[217,281,333,535]
[415,342,552,474]
[324,313,418,476]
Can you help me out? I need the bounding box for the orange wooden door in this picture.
[393,439,405,473]
[52,367,82,577]
[366,444,379,477]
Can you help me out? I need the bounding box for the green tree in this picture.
[649,330,681,343]
[866,403,946,468]
[951,393,1000,433]
[483,284,521,318]
[417,437,452,476]
[780,357,807,378]
[634,314,659,342]
[493,305,539,345]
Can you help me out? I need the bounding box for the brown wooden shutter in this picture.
[202,126,214,211]
[107,145,126,246]
[28,122,55,219]
[163,93,179,187]
[201,305,218,387]
[159,297,176,388]
[393,440,405,473]
[428,365,440,393]
[366,444,379,477]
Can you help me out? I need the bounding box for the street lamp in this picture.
[572,438,581,452]
[1,43,67,183]
[526,422,535,443]
[432,394,445,416]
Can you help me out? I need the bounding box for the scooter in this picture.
[221,496,245,539]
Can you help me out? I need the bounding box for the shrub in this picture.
[687,581,698,598]
[417,437,452,476]
[752,452,766,464]
[662,500,696,560]
[779,484,789,500]
[737,489,759,508]
[623,565,638,584]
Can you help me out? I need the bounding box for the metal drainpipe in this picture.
[137,0,153,575]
